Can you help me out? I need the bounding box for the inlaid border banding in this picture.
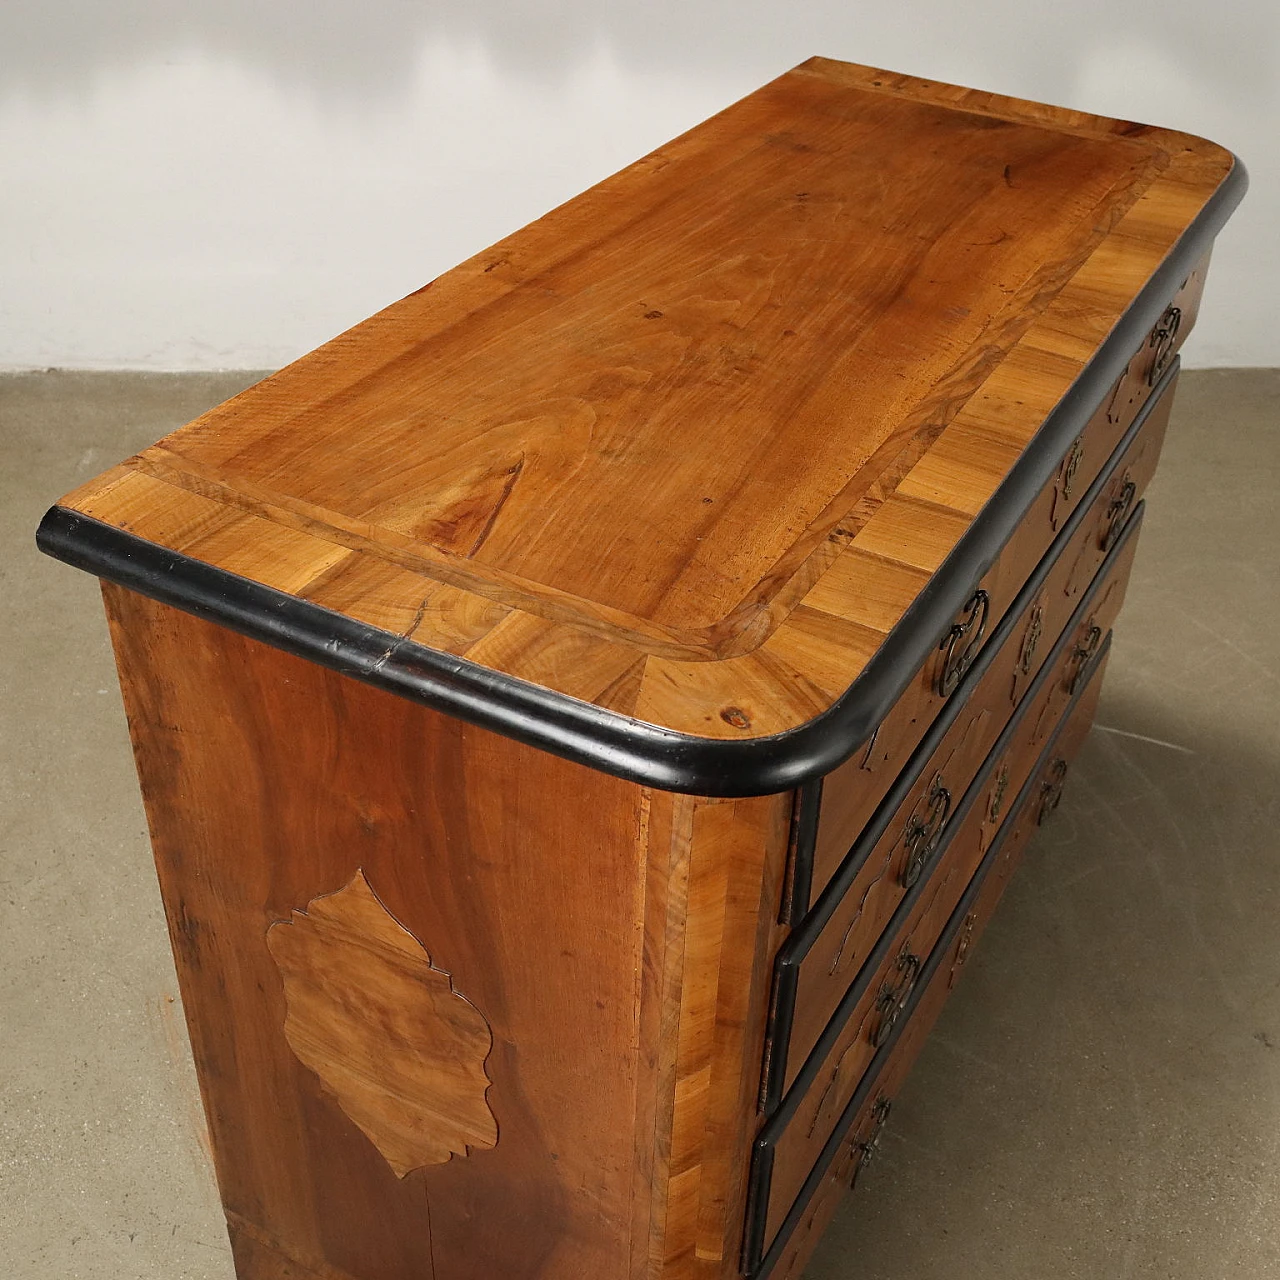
[36,159,1243,796]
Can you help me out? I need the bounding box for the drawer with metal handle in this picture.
[798,354,1181,915]
[760,1089,895,1280]
[1009,367,1175,706]
[764,505,1146,1108]
[977,520,1141,851]
[795,390,1164,926]
[987,258,1202,584]
[949,664,1107,1008]
[746,640,1111,1278]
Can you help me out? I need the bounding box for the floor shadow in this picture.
[805,674,1280,1278]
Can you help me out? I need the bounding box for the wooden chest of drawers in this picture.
[38,57,1244,1280]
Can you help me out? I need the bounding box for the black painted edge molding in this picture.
[35,157,1246,798]
[781,782,823,925]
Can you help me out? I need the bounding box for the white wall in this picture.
[1,1,1275,371]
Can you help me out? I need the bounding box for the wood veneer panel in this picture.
[129,80,1154,645]
[265,870,500,1175]
[54,59,1237,747]
[103,582,790,1280]
[104,584,652,1280]
[635,791,793,1280]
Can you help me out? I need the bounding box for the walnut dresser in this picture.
[38,57,1245,1280]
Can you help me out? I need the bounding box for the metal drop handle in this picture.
[852,1096,894,1185]
[1037,758,1069,824]
[1147,304,1182,386]
[901,773,951,888]
[1101,476,1137,552]
[1067,624,1102,694]
[871,948,923,1048]
[937,589,989,696]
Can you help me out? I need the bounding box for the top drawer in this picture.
[790,350,1181,917]
[794,257,1205,914]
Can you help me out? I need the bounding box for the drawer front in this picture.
[976,515,1141,851]
[1009,367,1174,705]
[768,503,1146,1104]
[985,257,1202,605]
[950,652,1107,999]
[748,646,1110,1278]
[761,637,1115,1245]
[766,742,1000,1245]
[805,364,1169,919]
[802,344,1184,913]
[983,285,1195,609]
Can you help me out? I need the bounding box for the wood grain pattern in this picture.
[104,584,648,1279]
[632,790,793,1280]
[52,60,1239,1280]
[266,870,498,1176]
[101,583,790,1280]
[51,58,1234,744]
[809,367,1176,903]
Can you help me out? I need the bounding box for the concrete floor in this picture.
[1,369,1278,1279]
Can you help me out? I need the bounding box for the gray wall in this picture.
[1,1,1274,369]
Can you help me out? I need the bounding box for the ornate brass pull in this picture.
[950,911,978,987]
[852,1095,893,1184]
[988,763,1010,825]
[901,774,951,888]
[1019,602,1044,675]
[1100,475,1136,552]
[1147,303,1182,386]
[871,948,922,1048]
[1060,435,1085,502]
[1067,623,1102,694]
[937,589,989,696]
[1037,758,1069,824]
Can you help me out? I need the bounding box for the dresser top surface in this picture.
[45,57,1241,787]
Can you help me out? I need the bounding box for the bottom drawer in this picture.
[747,641,1110,1279]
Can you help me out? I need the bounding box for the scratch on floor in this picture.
[1184,613,1279,686]
[1094,724,1196,755]
[930,1033,1011,1080]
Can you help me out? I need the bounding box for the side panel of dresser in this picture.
[642,793,792,1280]
[761,647,1111,1280]
[100,583,791,1280]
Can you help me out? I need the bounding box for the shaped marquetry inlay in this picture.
[266,870,498,1175]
